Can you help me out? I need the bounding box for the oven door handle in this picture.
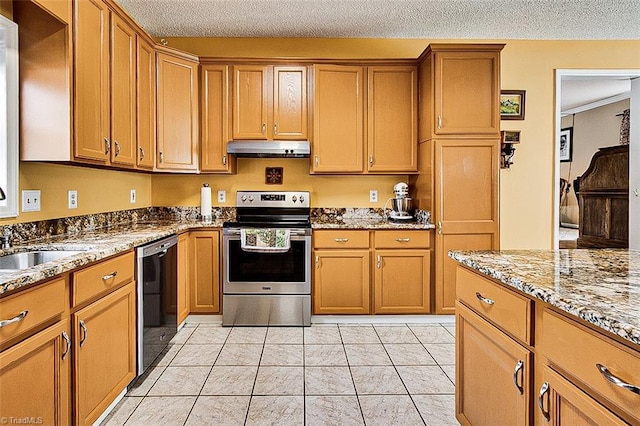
[226,229,308,237]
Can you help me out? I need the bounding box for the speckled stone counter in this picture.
[449,249,640,347]
[311,207,435,230]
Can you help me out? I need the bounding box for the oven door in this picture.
[223,228,311,294]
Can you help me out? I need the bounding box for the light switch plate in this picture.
[22,190,41,212]
[370,190,378,203]
[68,190,78,209]
[130,189,136,204]
[218,190,226,203]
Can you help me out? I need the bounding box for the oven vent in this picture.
[227,140,310,158]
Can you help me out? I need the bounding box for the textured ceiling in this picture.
[115,0,640,39]
[561,78,633,112]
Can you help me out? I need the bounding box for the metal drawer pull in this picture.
[0,310,28,328]
[261,123,266,135]
[596,363,640,395]
[334,238,349,243]
[369,155,374,167]
[61,331,71,360]
[79,320,88,347]
[222,155,227,166]
[437,220,443,235]
[538,381,550,421]
[476,292,495,305]
[377,255,382,269]
[314,155,319,167]
[512,359,524,394]
[139,147,145,161]
[274,123,278,135]
[315,255,320,269]
[396,238,410,242]
[104,138,111,155]
[101,271,118,281]
[114,140,121,157]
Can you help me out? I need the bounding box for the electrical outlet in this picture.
[369,190,378,203]
[68,190,78,209]
[130,189,136,204]
[218,190,226,203]
[22,190,41,212]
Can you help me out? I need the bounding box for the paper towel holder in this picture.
[201,183,213,222]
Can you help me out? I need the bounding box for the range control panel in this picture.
[236,191,310,208]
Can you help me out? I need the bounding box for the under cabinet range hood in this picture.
[227,140,310,158]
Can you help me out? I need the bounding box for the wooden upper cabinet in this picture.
[312,64,364,173]
[136,37,156,170]
[156,52,199,171]
[432,47,502,136]
[367,66,418,173]
[109,13,136,167]
[74,0,110,163]
[201,65,233,173]
[232,65,307,140]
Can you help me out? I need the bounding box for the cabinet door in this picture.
[0,320,71,426]
[313,250,370,314]
[109,13,136,167]
[434,139,500,314]
[74,0,110,162]
[373,249,430,314]
[201,65,232,172]
[312,65,364,173]
[178,233,190,323]
[367,66,417,173]
[156,52,199,171]
[74,282,136,426]
[434,51,501,135]
[456,301,531,426]
[189,230,220,313]
[232,65,269,140]
[538,366,627,426]
[273,66,307,140]
[136,37,156,170]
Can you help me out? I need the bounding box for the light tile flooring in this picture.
[102,322,457,425]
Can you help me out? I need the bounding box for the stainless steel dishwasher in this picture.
[135,234,178,376]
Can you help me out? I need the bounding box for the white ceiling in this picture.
[561,78,634,113]
[115,0,640,40]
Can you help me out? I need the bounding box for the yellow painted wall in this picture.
[0,0,12,19]
[152,158,405,208]
[0,162,152,224]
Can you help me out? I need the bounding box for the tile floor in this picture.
[102,322,457,425]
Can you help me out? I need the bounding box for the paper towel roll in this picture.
[201,184,212,219]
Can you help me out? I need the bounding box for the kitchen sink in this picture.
[0,250,85,271]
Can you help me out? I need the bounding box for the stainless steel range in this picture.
[222,191,311,326]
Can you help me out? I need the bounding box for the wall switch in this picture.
[130,189,136,204]
[22,190,41,212]
[369,190,378,203]
[68,190,78,209]
[218,190,226,203]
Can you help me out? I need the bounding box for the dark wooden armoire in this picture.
[577,144,629,248]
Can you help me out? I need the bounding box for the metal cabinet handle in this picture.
[396,238,410,243]
[437,220,443,235]
[0,310,28,328]
[79,320,88,347]
[315,255,320,269]
[377,255,382,269]
[437,115,443,129]
[222,155,227,166]
[159,151,164,164]
[61,331,71,360]
[101,271,118,282]
[262,123,266,135]
[476,292,495,306]
[139,147,145,161]
[274,123,278,135]
[314,155,319,167]
[114,140,120,157]
[513,359,524,394]
[596,363,640,395]
[104,138,111,155]
[369,155,374,167]
[538,381,550,421]
[334,238,349,243]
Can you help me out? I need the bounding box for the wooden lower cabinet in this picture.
[73,282,136,426]
[177,233,190,323]
[313,250,370,314]
[456,301,531,425]
[0,319,71,426]
[189,230,221,313]
[539,366,627,425]
[373,249,430,313]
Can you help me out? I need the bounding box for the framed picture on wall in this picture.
[500,90,526,120]
[559,127,573,162]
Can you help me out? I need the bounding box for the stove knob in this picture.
[248,195,254,202]
[241,195,247,202]
[292,195,297,203]
[299,195,305,203]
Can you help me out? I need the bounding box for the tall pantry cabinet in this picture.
[411,44,504,314]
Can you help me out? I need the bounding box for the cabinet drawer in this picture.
[374,230,430,249]
[456,266,532,345]
[72,251,134,306]
[313,230,369,249]
[0,277,66,348]
[542,308,640,424]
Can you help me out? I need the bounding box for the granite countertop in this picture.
[449,249,640,347]
[0,219,225,296]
